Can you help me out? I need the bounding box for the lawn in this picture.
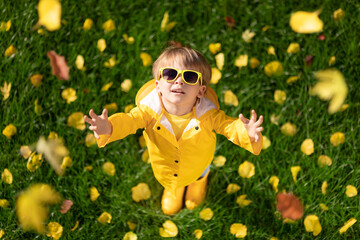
[1,0,360,239]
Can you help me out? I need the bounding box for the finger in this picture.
[255,115,264,127]
[256,127,264,132]
[89,126,97,131]
[255,134,259,142]
[94,132,100,139]
[89,109,98,120]
[84,115,95,125]
[239,114,249,124]
[102,108,108,119]
[250,110,257,122]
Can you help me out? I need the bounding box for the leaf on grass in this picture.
[250,58,260,69]
[330,132,345,146]
[161,11,176,32]
[27,153,43,172]
[290,10,323,33]
[287,43,300,54]
[210,68,221,84]
[242,29,256,43]
[97,39,106,52]
[276,193,304,221]
[123,34,135,44]
[46,222,63,240]
[90,187,100,201]
[30,74,43,87]
[339,218,357,234]
[103,162,116,176]
[264,61,283,77]
[269,176,279,192]
[226,184,240,194]
[238,161,255,178]
[37,0,61,31]
[291,166,301,183]
[280,122,297,136]
[67,112,85,130]
[140,52,152,66]
[304,215,322,236]
[97,212,111,224]
[60,199,73,214]
[236,195,252,207]
[215,52,224,70]
[230,223,247,238]
[2,123,16,139]
[333,9,345,21]
[47,51,69,80]
[159,220,178,237]
[224,90,238,106]
[131,183,151,202]
[262,136,271,150]
[194,229,203,239]
[5,45,17,57]
[199,208,214,221]
[318,155,332,167]
[102,19,115,31]
[75,55,86,71]
[321,181,328,195]
[301,139,314,155]
[61,88,77,104]
[1,169,13,184]
[274,90,286,104]
[225,16,235,29]
[234,55,248,68]
[209,43,221,55]
[213,155,226,167]
[345,185,357,197]
[1,81,11,100]
[123,231,137,240]
[121,79,132,92]
[0,199,10,208]
[83,18,93,30]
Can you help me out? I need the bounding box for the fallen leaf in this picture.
[304,215,322,236]
[226,183,241,194]
[140,52,152,66]
[30,74,43,87]
[67,112,85,130]
[215,52,224,70]
[194,229,203,239]
[161,11,176,32]
[123,231,137,240]
[291,166,301,182]
[269,176,279,192]
[242,29,256,43]
[236,195,252,207]
[102,19,115,31]
[61,88,77,104]
[234,54,248,68]
[60,199,73,214]
[213,155,226,167]
[339,218,357,234]
[46,222,63,240]
[224,90,239,106]
[2,123,16,139]
[123,34,135,44]
[274,90,286,104]
[225,16,235,29]
[305,55,313,66]
[131,183,151,202]
[210,67,221,84]
[209,43,221,55]
[1,81,11,100]
[5,45,17,57]
[83,18,93,30]
[97,212,111,224]
[47,51,69,80]
[121,79,132,92]
[159,220,178,237]
[281,122,297,136]
[333,8,345,21]
[330,132,345,146]
[276,193,304,220]
[97,39,106,52]
[289,10,323,33]
[301,139,314,155]
[238,161,255,178]
[103,162,116,176]
[230,223,247,238]
[345,185,357,197]
[90,187,100,201]
[199,208,214,221]
[37,0,61,31]
[264,61,283,77]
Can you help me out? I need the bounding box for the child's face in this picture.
[155,62,206,113]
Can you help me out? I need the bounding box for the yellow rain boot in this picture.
[161,187,185,215]
[185,171,209,210]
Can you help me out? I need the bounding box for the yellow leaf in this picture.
[48,131,59,139]
[123,231,137,240]
[290,10,323,33]
[226,183,241,194]
[159,220,178,237]
[238,161,255,178]
[131,183,151,202]
[213,155,226,167]
[346,185,357,197]
[287,43,300,54]
[83,18,93,30]
[67,112,85,130]
[34,99,43,115]
[319,203,328,211]
[103,19,115,31]
[0,229,3,238]
[160,11,176,32]
[309,69,348,114]
[37,0,61,31]
[104,55,118,68]
[339,218,357,234]
[123,34,135,44]
[301,139,314,155]
[97,39,106,52]
[140,52,152,66]
[104,102,118,112]
[61,156,71,170]
[329,56,336,66]
[262,136,271,149]
[236,195,252,207]
[2,123,16,139]
[61,88,77,104]
[286,75,300,84]
[340,104,349,112]
[103,162,116,176]
[250,57,260,69]
[291,166,301,183]
[0,20,11,31]
[209,43,221,55]
[37,28,45,35]
[267,46,276,55]
[27,153,43,172]
[85,133,97,147]
[0,199,10,208]
[333,9,345,21]
[90,187,100,201]
[304,215,322,236]
[210,67,221,84]
[318,155,332,167]
[215,52,224,70]
[127,221,137,231]
[5,45,17,57]
[101,81,113,92]
[274,90,286,104]
[194,229,203,239]
[75,55,86,71]
[199,208,214,221]
[264,61,283,77]
[70,221,79,231]
[330,132,345,146]
[280,122,297,136]
[97,212,112,224]
[30,74,43,87]
[20,146,32,159]
[270,113,281,125]
[242,29,256,43]
[230,223,247,238]
[46,222,63,240]
[321,181,328,195]
[269,176,279,192]
[124,104,134,113]
[234,54,248,68]
[224,90,239,106]
[84,165,93,171]
[121,79,133,92]
[16,184,61,233]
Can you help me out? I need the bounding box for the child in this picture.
[84,47,264,215]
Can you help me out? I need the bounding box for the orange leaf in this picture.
[60,199,73,214]
[276,193,303,220]
[47,51,69,80]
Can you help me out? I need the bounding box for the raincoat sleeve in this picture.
[211,110,263,155]
[96,106,150,148]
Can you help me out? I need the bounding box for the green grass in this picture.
[1,0,360,239]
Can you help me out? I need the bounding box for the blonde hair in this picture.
[152,47,212,88]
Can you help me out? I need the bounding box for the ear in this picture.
[155,80,160,92]
[197,85,207,98]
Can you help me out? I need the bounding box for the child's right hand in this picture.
[84,109,112,139]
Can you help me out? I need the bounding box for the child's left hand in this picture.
[239,110,264,143]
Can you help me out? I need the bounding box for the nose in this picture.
[174,75,185,85]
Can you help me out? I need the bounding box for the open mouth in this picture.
[171,90,185,94]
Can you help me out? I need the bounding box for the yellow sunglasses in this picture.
[159,67,203,85]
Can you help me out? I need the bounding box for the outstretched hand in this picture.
[84,109,112,139]
[239,110,264,143]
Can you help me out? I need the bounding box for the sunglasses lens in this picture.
[162,68,178,80]
[183,71,199,83]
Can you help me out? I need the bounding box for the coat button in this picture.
[174,174,178,177]
[157,126,160,130]
[175,160,179,163]
[195,126,199,130]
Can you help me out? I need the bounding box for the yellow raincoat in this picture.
[97,80,262,195]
